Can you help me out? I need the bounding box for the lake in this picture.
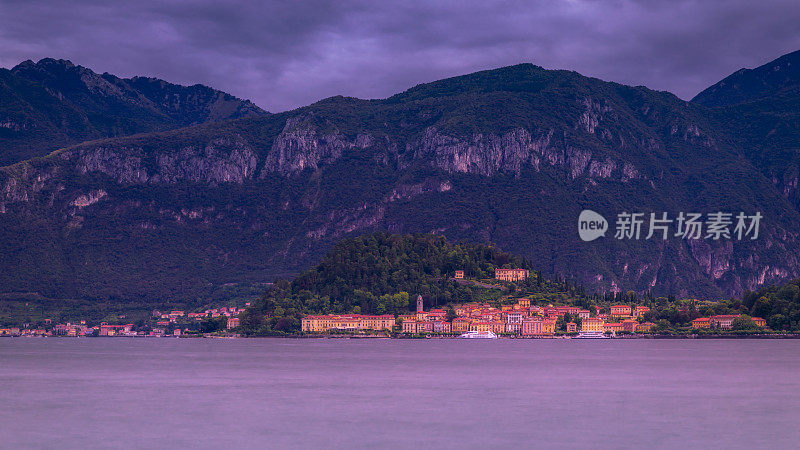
[1,338,798,449]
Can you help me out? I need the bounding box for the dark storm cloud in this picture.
[1,0,799,111]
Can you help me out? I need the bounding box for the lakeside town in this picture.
[1,268,775,339]
[0,306,247,338]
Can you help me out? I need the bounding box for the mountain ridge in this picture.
[0,58,268,165]
[1,54,800,303]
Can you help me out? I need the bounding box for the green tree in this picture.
[732,315,758,331]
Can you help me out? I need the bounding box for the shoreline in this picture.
[9,334,799,340]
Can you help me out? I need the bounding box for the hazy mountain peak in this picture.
[692,49,800,107]
[0,58,268,165]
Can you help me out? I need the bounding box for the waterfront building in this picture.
[490,321,506,334]
[710,315,739,330]
[692,318,711,329]
[506,322,521,333]
[542,319,557,335]
[581,317,604,333]
[622,319,638,332]
[402,320,417,333]
[470,322,493,332]
[521,317,543,336]
[417,321,434,333]
[301,314,395,332]
[454,270,464,279]
[432,321,451,333]
[452,318,471,333]
[566,322,577,333]
[603,322,624,333]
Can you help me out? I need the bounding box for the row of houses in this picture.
[301,298,655,336]
[153,305,248,322]
[691,315,767,329]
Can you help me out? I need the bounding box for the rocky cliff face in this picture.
[65,136,259,185]
[1,62,799,302]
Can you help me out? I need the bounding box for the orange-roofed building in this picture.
[452,318,471,333]
[752,317,767,328]
[566,322,577,333]
[610,305,632,316]
[433,321,451,333]
[622,319,638,332]
[582,317,604,333]
[692,318,711,329]
[489,321,506,334]
[521,317,543,336]
[633,306,650,317]
[470,322,493,332]
[603,322,624,333]
[542,319,557,335]
[454,270,465,279]
[637,322,655,332]
[402,320,417,333]
[416,321,434,333]
[710,315,739,330]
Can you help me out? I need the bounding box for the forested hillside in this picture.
[743,279,800,331]
[238,233,579,333]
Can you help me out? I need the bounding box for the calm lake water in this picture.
[1,338,799,449]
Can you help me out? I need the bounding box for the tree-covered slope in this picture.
[0,58,267,165]
[743,279,800,331]
[238,232,567,333]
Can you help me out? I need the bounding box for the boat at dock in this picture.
[459,330,498,339]
[572,331,610,339]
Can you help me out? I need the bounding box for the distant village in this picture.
[301,268,769,337]
[0,305,247,338]
[1,268,771,338]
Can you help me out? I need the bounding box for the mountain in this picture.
[693,51,800,215]
[1,60,800,305]
[0,58,267,165]
[693,50,800,107]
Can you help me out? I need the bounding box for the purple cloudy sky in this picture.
[1,0,799,112]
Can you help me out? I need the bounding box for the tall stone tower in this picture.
[416,295,423,313]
